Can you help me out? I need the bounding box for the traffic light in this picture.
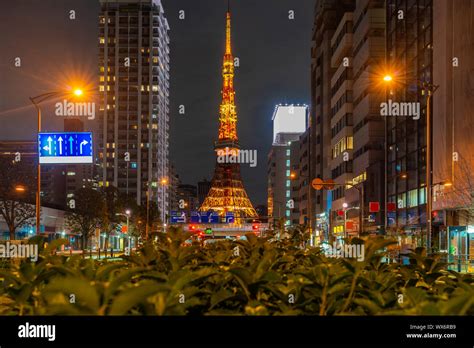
[252,224,259,231]
[190,224,197,231]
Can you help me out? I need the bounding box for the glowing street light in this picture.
[383,75,393,82]
[15,185,26,193]
[73,88,84,97]
[30,85,87,235]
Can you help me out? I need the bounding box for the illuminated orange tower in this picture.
[200,5,258,222]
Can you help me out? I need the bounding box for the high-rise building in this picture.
[200,8,257,222]
[327,0,386,237]
[431,0,474,263]
[267,105,308,227]
[385,0,434,248]
[98,0,170,223]
[310,0,356,238]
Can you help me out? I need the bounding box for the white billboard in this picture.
[272,105,308,144]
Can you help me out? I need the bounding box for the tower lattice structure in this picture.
[199,8,258,222]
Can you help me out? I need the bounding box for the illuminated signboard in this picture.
[38,132,93,164]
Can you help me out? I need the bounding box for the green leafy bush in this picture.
[0,228,472,315]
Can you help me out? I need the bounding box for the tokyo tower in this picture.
[199,5,258,222]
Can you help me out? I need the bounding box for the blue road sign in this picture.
[38,132,93,164]
[190,211,220,223]
[190,212,201,223]
[225,212,235,223]
[170,211,186,224]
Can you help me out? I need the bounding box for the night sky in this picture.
[0,0,313,205]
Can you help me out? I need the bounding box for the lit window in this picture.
[286,170,290,177]
[131,162,137,169]
[152,85,158,92]
[67,172,76,176]
[419,187,426,205]
[99,37,105,44]
[408,189,418,207]
[286,160,290,167]
[286,149,291,156]
[286,190,291,198]
[347,136,353,149]
[286,180,290,187]
[286,210,290,217]
[99,86,105,92]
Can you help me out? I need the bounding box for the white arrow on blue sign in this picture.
[38,132,93,164]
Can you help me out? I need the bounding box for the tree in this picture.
[0,157,36,240]
[65,186,104,250]
[100,186,122,252]
[132,200,161,243]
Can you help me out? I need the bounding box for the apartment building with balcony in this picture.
[328,0,386,236]
[98,0,170,222]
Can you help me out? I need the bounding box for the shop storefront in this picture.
[447,226,474,273]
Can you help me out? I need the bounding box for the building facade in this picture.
[98,0,170,223]
[0,141,66,209]
[267,104,308,227]
[385,0,433,248]
[431,0,474,271]
[310,0,357,240]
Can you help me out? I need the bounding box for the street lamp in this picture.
[160,177,168,232]
[29,87,85,235]
[382,73,439,250]
[116,210,131,251]
[15,185,26,193]
[342,204,360,240]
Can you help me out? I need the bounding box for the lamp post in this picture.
[29,88,84,235]
[160,177,168,233]
[342,203,360,240]
[116,210,131,251]
[382,74,439,250]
